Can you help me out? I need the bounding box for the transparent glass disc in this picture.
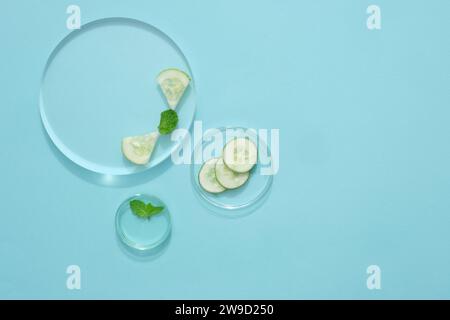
[40,18,196,175]
[115,194,171,252]
[191,127,273,215]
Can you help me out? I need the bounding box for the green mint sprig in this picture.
[158,109,178,135]
[130,200,164,219]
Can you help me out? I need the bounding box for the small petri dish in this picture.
[191,127,273,216]
[115,194,171,252]
[40,17,196,176]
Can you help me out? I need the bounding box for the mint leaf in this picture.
[146,203,164,216]
[130,199,164,219]
[130,200,148,218]
[158,109,178,135]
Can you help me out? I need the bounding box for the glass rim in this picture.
[115,194,172,251]
[190,126,274,212]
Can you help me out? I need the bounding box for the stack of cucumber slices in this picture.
[122,68,191,165]
[199,138,258,193]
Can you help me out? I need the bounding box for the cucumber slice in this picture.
[223,138,258,173]
[157,68,191,109]
[122,132,159,165]
[198,158,226,194]
[215,157,249,189]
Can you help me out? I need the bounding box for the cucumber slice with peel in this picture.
[157,68,191,109]
[215,157,249,189]
[122,132,159,165]
[198,158,226,194]
[223,138,258,173]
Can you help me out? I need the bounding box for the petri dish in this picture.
[191,127,273,215]
[115,194,171,252]
[40,17,196,176]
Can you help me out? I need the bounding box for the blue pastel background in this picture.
[1,0,449,299]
